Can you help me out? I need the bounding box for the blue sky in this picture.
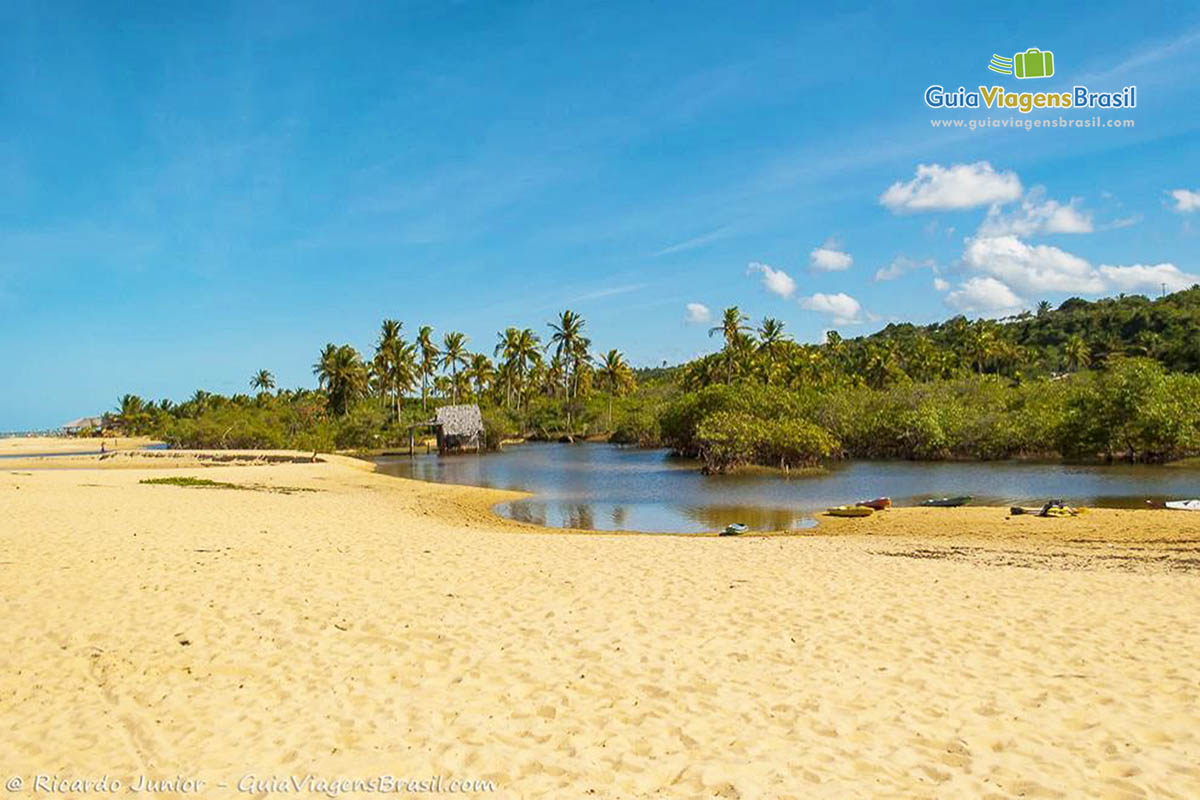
[2,1,1199,430]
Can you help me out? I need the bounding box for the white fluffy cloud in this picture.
[933,277,950,292]
[810,246,853,271]
[1098,263,1200,293]
[874,255,935,281]
[1169,189,1200,213]
[880,162,1022,212]
[800,292,863,324]
[962,235,1104,295]
[977,191,1093,237]
[945,277,1025,315]
[948,234,1197,317]
[747,262,796,298]
[684,302,712,323]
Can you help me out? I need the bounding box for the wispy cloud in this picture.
[1075,28,1200,84]
[567,283,648,303]
[654,225,735,256]
[875,256,935,282]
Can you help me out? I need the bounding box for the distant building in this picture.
[61,416,104,434]
[433,404,484,454]
[60,414,121,435]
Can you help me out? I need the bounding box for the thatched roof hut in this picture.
[433,404,484,453]
[61,416,104,434]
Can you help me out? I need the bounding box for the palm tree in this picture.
[596,349,634,431]
[416,326,440,412]
[494,328,521,408]
[313,343,368,415]
[823,330,848,371]
[1132,330,1164,359]
[372,319,418,419]
[709,307,752,382]
[965,322,998,373]
[543,352,565,397]
[372,318,404,408]
[1063,333,1091,372]
[548,310,589,429]
[1036,300,1052,318]
[757,317,789,379]
[115,394,147,432]
[440,332,470,403]
[710,306,751,347]
[250,369,275,394]
[465,353,495,400]
[861,344,896,389]
[494,327,542,412]
[547,310,584,390]
[379,318,403,349]
[384,339,418,419]
[189,389,211,417]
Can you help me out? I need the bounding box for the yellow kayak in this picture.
[826,505,874,518]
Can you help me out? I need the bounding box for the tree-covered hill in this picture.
[861,287,1200,376]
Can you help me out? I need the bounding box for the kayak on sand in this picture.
[920,496,972,508]
[856,497,892,511]
[826,505,874,518]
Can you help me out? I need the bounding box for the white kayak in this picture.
[1165,500,1200,511]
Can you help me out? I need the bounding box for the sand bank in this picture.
[0,435,160,456]
[0,447,347,471]
[1,456,1197,798]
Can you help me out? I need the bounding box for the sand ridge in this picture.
[1,456,1198,798]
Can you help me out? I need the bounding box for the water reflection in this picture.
[372,443,1200,534]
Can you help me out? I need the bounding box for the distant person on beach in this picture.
[100,441,106,454]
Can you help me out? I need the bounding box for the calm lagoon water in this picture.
[373,443,1200,534]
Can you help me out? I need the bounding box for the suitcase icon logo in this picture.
[988,48,1055,79]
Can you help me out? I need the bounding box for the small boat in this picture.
[1011,501,1086,517]
[856,497,892,511]
[1165,500,1200,512]
[826,505,874,518]
[920,496,972,508]
[720,523,749,536]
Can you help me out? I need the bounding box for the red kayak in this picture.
[856,497,892,511]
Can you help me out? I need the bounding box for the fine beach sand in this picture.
[2,451,1199,798]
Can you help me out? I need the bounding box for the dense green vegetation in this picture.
[112,310,645,453]
[108,288,1200,470]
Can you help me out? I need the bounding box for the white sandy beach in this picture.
[1,452,1198,798]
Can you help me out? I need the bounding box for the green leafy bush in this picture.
[694,411,838,472]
